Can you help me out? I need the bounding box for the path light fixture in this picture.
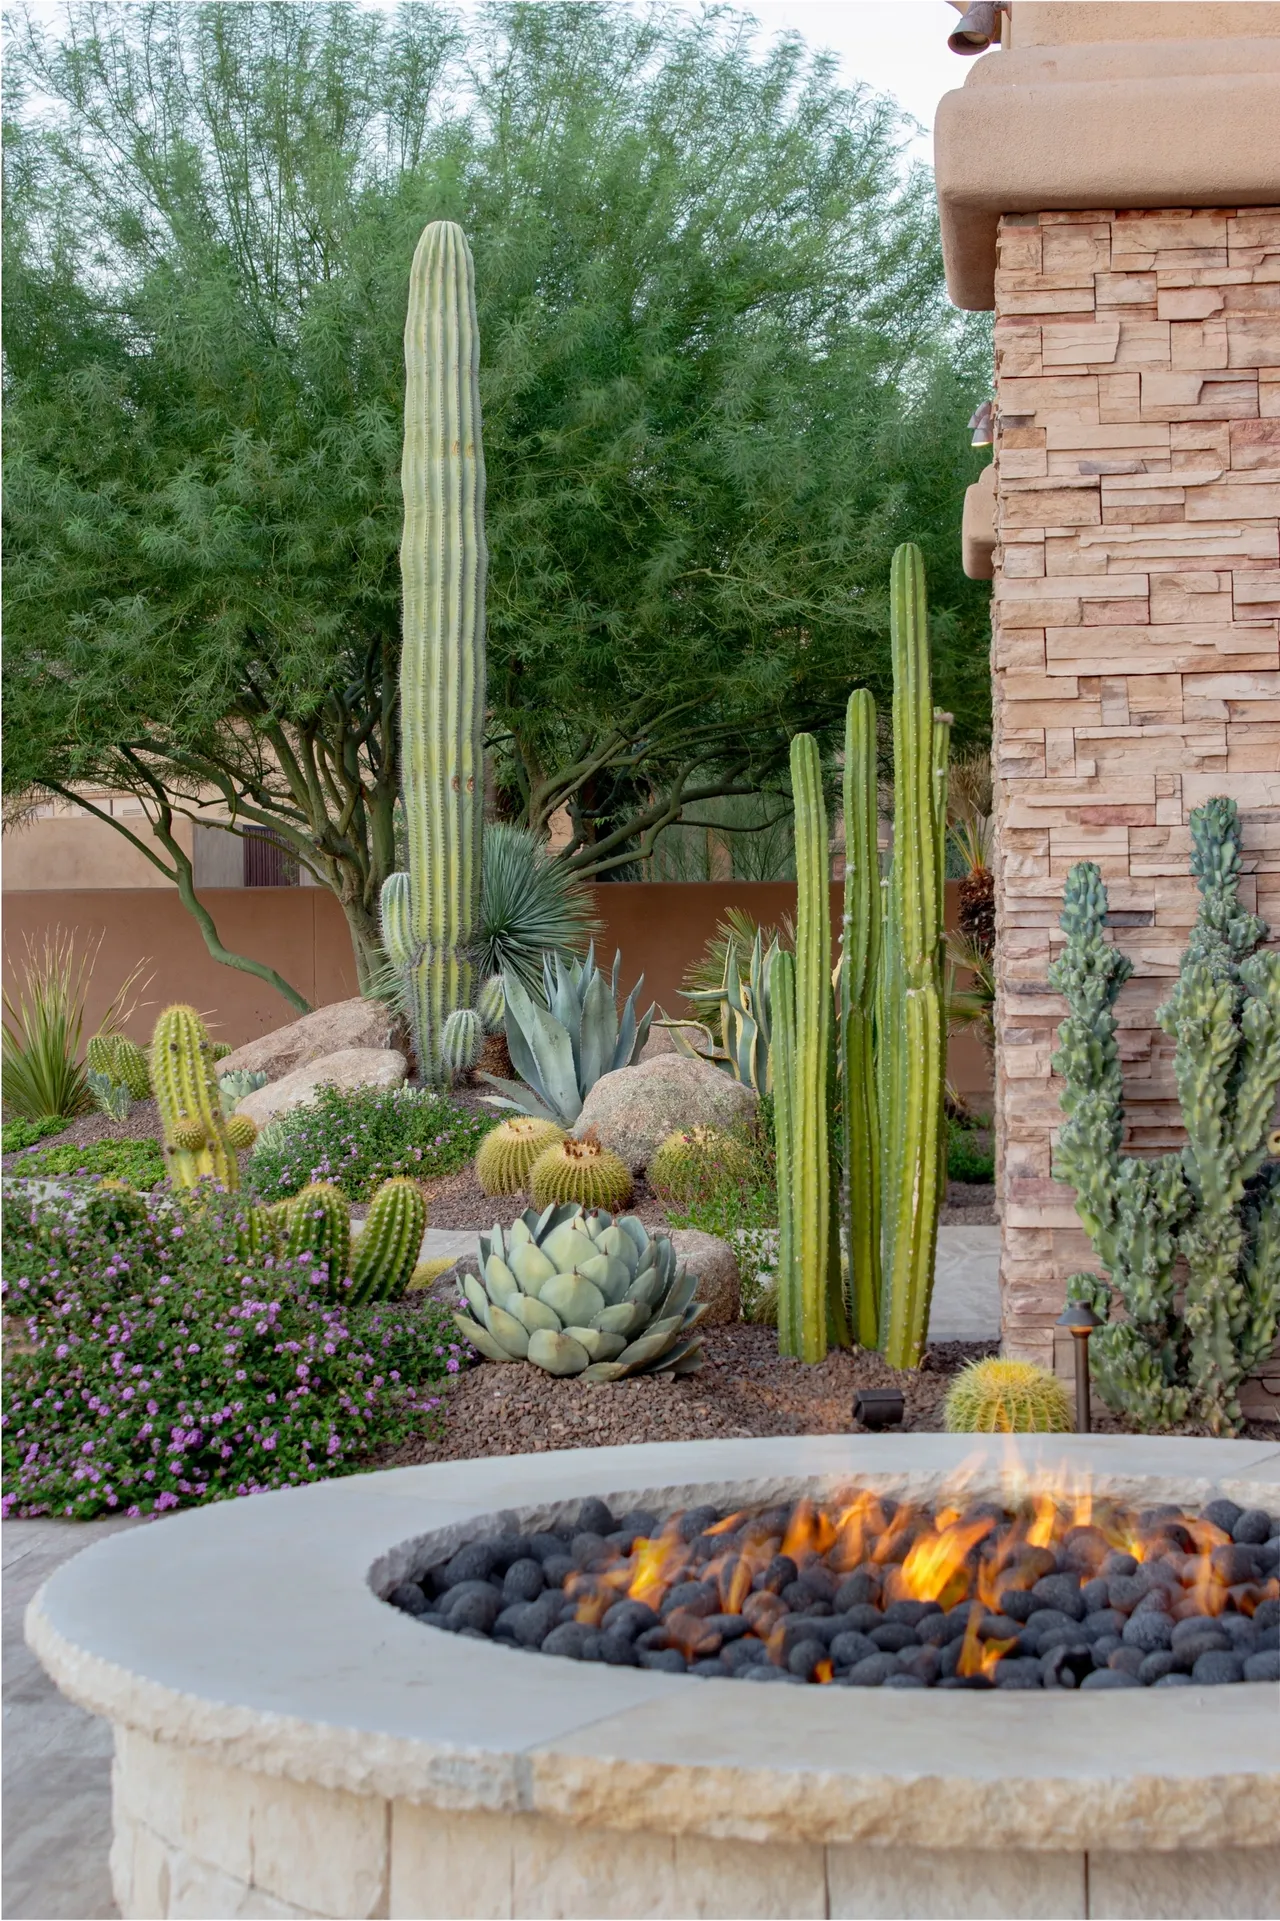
[947,2,1008,56]
[1057,1298,1104,1434]
[853,1387,905,1431]
[968,400,994,447]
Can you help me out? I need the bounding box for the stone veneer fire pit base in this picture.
[27,1436,1280,1921]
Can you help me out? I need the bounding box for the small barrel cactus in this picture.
[944,1357,1073,1434]
[648,1126,753,1207]
[475,1116,565,1196]
[151,1004,257,1190]
[529,1133,633,1212]
[453,1203,705,1381]
[350,1177,426,1304]
[442,1006,484,1074]
[286,1181,351,1284]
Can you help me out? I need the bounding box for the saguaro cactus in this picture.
[840,688,881,1348]
[151,1004,256,1191]
[380,221,487,1085]
[878,545,950,1367]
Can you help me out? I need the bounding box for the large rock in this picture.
[239,1048,406,1129]
[667,1228,740,1327]
[574,1054,757,1174]
[217,998,398,1084]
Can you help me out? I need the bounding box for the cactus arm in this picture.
[769,947,798,1357]
[396,221,487,1084]
[151,1003,247,1191]
[788,732,831,1362]
[841,687,881,1347]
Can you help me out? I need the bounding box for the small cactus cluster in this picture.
[151,1005,256,1191]
[529,1131,633,1212]
[85,1031,152,1117]
[475,1116,566,1195]
[239,1175,427,1304]
[218,1069,268,1114]
[648,1127,754,1208]
[944,1358,1073,1435]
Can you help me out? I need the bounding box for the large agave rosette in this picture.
[452,1203,705,1381]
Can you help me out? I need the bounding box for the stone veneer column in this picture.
[990,208,1280,1368]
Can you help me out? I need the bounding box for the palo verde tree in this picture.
[3,0,991,998]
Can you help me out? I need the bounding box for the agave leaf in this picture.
[484,1255,519,1300]
[502,972,583,1124]
[617,1216,649,1257]
[614,1321,683,1371]
[511,1294,562,1334]
[549,954,583,1081]
[476,1073,561,1125]
[541,1221,598,1270]
[478,1232,493,1268]
[508,1218,534,1250]
[510,1244,557,1294]
[574,1252,632,1305]
[681,1301,710,1330]
[562,1326,628,1362]
[585,1209,613,1237]
[540,1271,606,1326]
[650,1337,705,1375]
[527,1328,591,1376]
[452,1311,514,1363]
[579,1360,629,1384]
[463,1276,492,1325]
[629,1267,666,1309]
[487,1302,532,1358]
[592,1299,650,1337]
[659,1265,698,1320]
[579,968,618,1093]
[539,1201,580,1237]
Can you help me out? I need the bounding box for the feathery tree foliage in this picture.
[3,0,991,994]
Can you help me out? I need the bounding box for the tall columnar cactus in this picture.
[1053,799,1280,1435]
[380,221,487,1086]
[840,688,881,1348]
[151,1004,256,1191]
[769,946,798,1357]
[878,545,951,1367]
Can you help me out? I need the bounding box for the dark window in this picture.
[243,827,299,888]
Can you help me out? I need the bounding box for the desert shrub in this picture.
[1,1185,463,1519]
[947,1124,994,1185]
[248,1084,494,1203]
[2,1116,66,1155]
[6,1137,167,1188]
[652,1116,777,1242]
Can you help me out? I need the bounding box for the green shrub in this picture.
[947,1125,994,1185]
[652,1119,777,1242]
[6,1137,167,1188]
[1,1184,464,1519]
[2,1116,67,1155]
[249,1083,495,1203]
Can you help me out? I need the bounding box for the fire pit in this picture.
[387,1479,1279,1693]
[26,1435,1280,1919]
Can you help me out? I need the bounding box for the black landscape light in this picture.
[1057,1299,1104,1434]
[853,1387,905,1431]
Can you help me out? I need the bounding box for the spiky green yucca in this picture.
[151,1004,256,1191]
[648,1127,753,1207]
[475,1116,566,1196]
[350,1177,426,1304]
[529,1135,634,1212]
[944,1358,1073,1434]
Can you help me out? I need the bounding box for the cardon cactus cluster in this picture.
[1052,797,1280,1435]
[379,220,487,1086]
[475,1116,566,1196]
[944,1358,1073,1435]
[453,1204,705,1380]
[529,1132,633,1212]
[242,1176,426,1304]
[151,1005,256,1191]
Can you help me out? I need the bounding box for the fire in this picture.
[814,1658,834,1684]
[955,1602,1017,1680]
[892,1514,994,1607]
[782,1498,837,1564]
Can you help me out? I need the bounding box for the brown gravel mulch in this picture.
[373,1326,1001,1469]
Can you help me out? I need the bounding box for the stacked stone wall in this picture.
[990,208,1280,1368]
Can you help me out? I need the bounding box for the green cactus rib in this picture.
[769,946,798,1357]
[840,687,881,1349]
[150,1004,253,1192]
[350,1178,426,1305]
[944,1358,1073,1435]
[880,544,950,1369]
[286,1182,351,1286]
[381,220,487,1085]
[784,733,832,1363]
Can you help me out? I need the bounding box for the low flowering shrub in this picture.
[1,1184,468,1519]
[5,1137,167,1188]
[1,1116,67,1156]
[249,1083,495,1203]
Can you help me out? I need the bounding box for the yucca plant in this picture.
[680,907,793,1000]
[476,824,600,995]
[946,933,996,1061]
[2,932,148,1122]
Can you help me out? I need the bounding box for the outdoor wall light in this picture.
[853,1387,905,1431]
[948,2,1008,56]
[1056,1298,1104,1434]
[968,400,995,447]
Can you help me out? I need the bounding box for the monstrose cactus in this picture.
[453,1204,705,1380]
[151,1004,257,1191]
[1052,797,1280,1434]
[379,220,487,1085]
[944,1358,1073,1434]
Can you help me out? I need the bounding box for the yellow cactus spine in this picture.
[475,1116,566,1196]
[528,1135,634,1212]
[150,1004,253,1191]
[944,1358,1073,1434]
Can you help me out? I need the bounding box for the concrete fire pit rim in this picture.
[25,1434,1280,1853]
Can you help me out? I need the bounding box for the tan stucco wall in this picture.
[2,806,194,890]
[1009,3,1280,49]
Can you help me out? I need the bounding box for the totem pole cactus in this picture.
[769,946,798,1356]
[151,1004,256,1191]
[1053,798,1280,1435]
[840,688,881,1349]
[380,221,487,1086]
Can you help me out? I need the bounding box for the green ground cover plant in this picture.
[947,1122,994,1186]
[652,1110,778,1245]
[1,1116,67,1155]
[4,1138,167,1188]
[249,1084,493,1204]
[1,1184,463,1520]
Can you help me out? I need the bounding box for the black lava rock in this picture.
[526,1532,570,1564]
[898,1646,941,1686]
[574,1498,616,1537]
[1231,1508,1274,1546]
[510,1595,565,1648]
[994,1658,1042,1689]
[919,1611,971,1647]
[485,1534,533,1573]
[702,1613,752,1642]
[1202,1498,1243,1536]
[835,1572,878,1612]
[1062,1526,1110,1573]
[1138,1651,1178,1685]
[1090,1636,1123,1666]
[1025,1608,1080,1645]
[1080,1578,1110,1615]
[1082,1608,1125,1642]
[1154,1672,1193,1687]
[996,1589,1039,1624]
[618,1509,661,1539]
[1243,1649,1280,1683]
[1173,1631,1232,1671]
[1211,1544,1261,1586]
[1255,1599,1280,1632]
[883,1673,927,1689]
[442,1577,502,1613]
[599,1632,639,1667]
[636,1625,672,1651]
[502,1558,546,1606]
[601,1600,659,1640]
[541,1555,575,1589]
[1122,1611,1174,1652]
[661,1581,718,1619]
[977,1614,1023,1642]
[1107,1576,1147,1614]
[1171,1614,1227,1649]
[1041,1645,1092,1688]
[841,1603,885,1635]
[938,1675,994,1691]
[1100,1551,1138,1580]
[1081,1669,1140,1689]
[884,1599,941,1628]
[869,1622,918,1654]
[1031,1574,1084,1619]
[724,1637,770,1671]
[685,1657,725,1678]
[788,1638,829,1680]
[1217,1615,1257,1652]
[830,1630,879,1669]
[1108,1646,1145,1678]
[638,1647,687,1672]
[387,1582,429,1615]
[845,1653,900,1686]
[449,1588,504,1634]
[1255,1539,1280,1575]
[442,1542,499,1587]
[1191,1649,1246,1685]
[798,1562,838,1604]
[571,1531,609,1570]
[760,1555,798,1594]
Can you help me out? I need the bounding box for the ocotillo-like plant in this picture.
[380,221,487,1086]
[878,545,950,1367]
[840,687,881,1348]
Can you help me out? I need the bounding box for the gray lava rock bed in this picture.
[386,1492,1280,1690]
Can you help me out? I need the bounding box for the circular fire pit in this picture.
[27,1435,1280,1920]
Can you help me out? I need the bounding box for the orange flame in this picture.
[955,1602,1016,1680]
[892,1514,994,1608]
[782,1498,836,1565]
[815,1658,834,1684]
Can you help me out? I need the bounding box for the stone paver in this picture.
[3,1516,146,1920]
